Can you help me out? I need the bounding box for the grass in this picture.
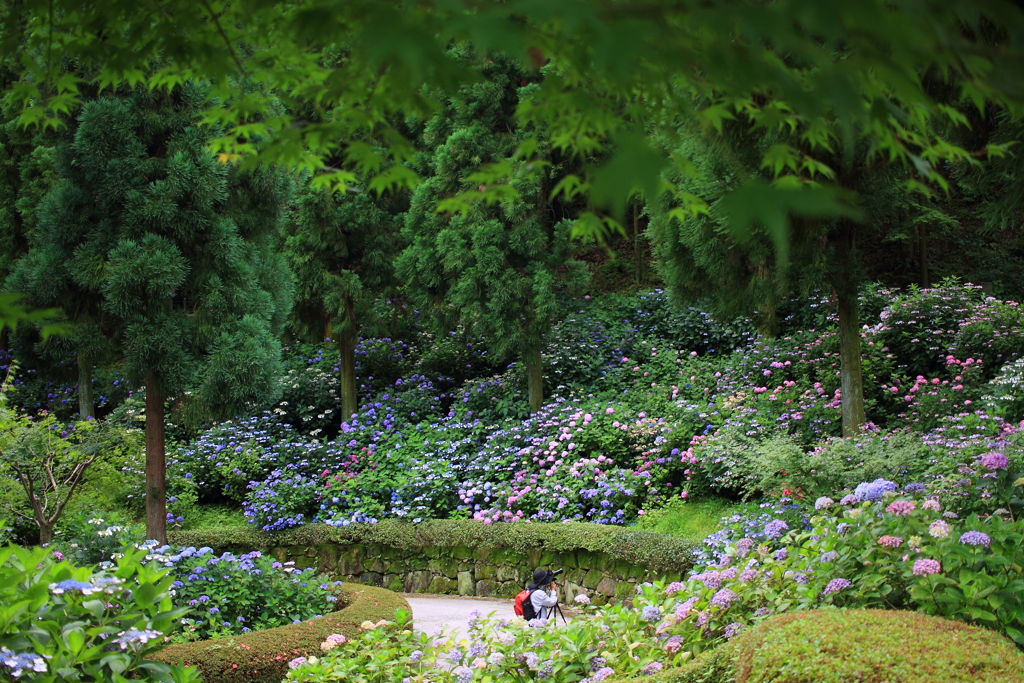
[634,498,739,542]
[179,505,249,531]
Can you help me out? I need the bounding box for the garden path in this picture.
[405,595,516,641]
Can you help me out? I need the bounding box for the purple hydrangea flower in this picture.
[959,531,991,547]
[822,578,851,596]
[980,452,1009,470]
[710,588,738,610]
[854,479,896,501]
[912,558,942,576]
[764,520,789,539]
[641,605,661,622]
[724,622,745,639]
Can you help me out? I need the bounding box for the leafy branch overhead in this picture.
[3,0,1023,249]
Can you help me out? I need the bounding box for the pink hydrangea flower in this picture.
[878,535,904,548]
[912,558,941,576]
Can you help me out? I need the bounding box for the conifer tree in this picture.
[284,185,405,421]
[649,120,907,436]
[398,54,586,413]
[10,85,293,542]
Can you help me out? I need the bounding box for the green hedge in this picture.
[153,584,408,683]
[169,520,699,574]
[642,609,1024,683]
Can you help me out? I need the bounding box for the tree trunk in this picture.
[0,326,7,353]
[38,522,54,546]
[337,295,358,422]
[77,353,94,420]
[633,204,643,286]
[525,347,543,413]
[837,285,866,436]
[918,223,929,288]
[145,371,167,544]
[339,329,357,422]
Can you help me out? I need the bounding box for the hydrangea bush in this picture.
[141,543,342,641]
[0,544,198,682]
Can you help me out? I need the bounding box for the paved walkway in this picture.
[405,595,516,641]
[405,594,577,642]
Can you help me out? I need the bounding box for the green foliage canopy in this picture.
[3,0,1024,246]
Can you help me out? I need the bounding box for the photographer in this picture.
[528,569,560,621]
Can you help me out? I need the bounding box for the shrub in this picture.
[169,519,702,576]
[727,609,1024,683]
[142,544,341,641]
[0,544,198,683]
[153,584,408,683]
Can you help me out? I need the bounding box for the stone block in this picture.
[495,581,521,598]
[475,564,496,580]
[592,553,612,571]
[293,556,314,570]
[338,550,363,576]
[475,580,496,597]
[583,569,603,589]
[615,581,635,600]
[496,565,520,583]
[361,572,384,587]
[385,574,404,593]
[526,548,541,567]
[369,558,387,574]
[613,560,633,579]
[428,577,458,594]
[271,547,287,562]
[457,571,475,596]
[317,544,339,572]
[404,570,432,593]
[595,577,616,596]
[452,545,474,560]
[473,547,492,562]
[629,564,649,581]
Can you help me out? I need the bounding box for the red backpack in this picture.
[514,589,538,620]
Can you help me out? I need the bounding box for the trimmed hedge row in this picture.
[642,609,1024,683]
[153,584,408,683]
[169,519,700,575]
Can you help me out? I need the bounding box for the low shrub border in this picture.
[640,609,1024,683]
[153,583,409,683]
[169,520,699,605]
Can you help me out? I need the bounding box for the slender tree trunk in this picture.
[837,286,866,436]
[918,223,929,288]
[633,204,643,286]
[145,370,167,544]
[525,347,543,413]
[77,353,94,420]
[338,295,358,421]
[38,523,54,546]
[0,326,7,353]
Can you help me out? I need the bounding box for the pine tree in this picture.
[284,185,405,421]
[10,85,293,542]
[397,54,587,413]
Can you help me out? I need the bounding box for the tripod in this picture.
[547,600,568,625]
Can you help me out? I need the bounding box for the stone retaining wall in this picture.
[267,542,685,606]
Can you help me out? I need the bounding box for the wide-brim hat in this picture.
[533,569,555,585]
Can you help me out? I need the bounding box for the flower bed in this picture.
[643,609,1024,683]
[153,583,409,683]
